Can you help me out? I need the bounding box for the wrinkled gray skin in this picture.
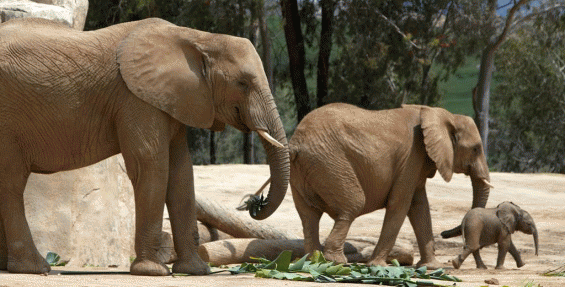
[443,201,539,269]
[0,18,289,276]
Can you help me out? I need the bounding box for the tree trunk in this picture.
[316,0,335,108]
[195,194,297,240]
[280,0,310,122]
[258,0,273,92]
[472,0,530,156]
[198,238,414,266]
[243,132,254,164]
[420,64,432,105]
[209,131,215,164]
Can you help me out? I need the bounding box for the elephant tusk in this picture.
[482,178,494,189]
[257,130,285,148]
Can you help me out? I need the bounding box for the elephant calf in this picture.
[442,201,539,269]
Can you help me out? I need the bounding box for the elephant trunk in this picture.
[533,225,539,256]
[470,153,491,209]
[247,93,290,220]
[442,157,491,237]
[470,175,490,209]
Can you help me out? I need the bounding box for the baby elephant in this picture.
[442,202,539,269]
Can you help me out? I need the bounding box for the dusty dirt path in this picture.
[2,165,565,286]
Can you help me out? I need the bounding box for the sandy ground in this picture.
[2,164,565,286]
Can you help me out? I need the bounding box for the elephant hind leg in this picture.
[452,246,473,269]
[324,218,353,264]
[0,143,50,274]
[291,186,323,255]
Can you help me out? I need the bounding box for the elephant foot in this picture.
[172,257,210,275]
[323,250,347,264]
[476,264,487,270]
[451,256,462,269]
[416,258,443,270]
[7,254,51,274]
[130,258,170,276]
[516,261,525,268]
[495,265,506,270]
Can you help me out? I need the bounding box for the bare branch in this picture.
[374,8,422,50]
[491,0,530,51]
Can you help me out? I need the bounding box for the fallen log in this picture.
[198,238,414,266]
[195,194,298,240]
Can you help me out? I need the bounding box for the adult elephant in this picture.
[0,18,289,276]
[289,103,491,268]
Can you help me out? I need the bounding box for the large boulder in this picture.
[24,155,136,268]
[0,0,88,30]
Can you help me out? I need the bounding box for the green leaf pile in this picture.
[228,250,461,286]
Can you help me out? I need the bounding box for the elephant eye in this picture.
[237,80,249,90]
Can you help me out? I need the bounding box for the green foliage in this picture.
[46,252,67,266]
[227,250,461,286]
[490,17,565,173]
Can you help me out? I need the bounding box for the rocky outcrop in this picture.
[24,155,136,268]
[0,0,88,30]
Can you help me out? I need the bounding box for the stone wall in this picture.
[0,0,88,30]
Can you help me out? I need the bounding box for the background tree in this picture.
[280,0,311,122]
[490,12,565,172]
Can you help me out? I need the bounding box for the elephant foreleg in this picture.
[166,128,209,275]
[407,186,441,269]
[508,241,525,268]
[495,237,511,269]
[472,250,487,269]
[119,126,171,275]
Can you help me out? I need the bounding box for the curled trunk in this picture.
[247,95,290,220]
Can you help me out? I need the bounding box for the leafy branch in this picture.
[227,250,461,286]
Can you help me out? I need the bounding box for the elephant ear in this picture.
[420,106,456,182]
[117,18,214,129]
[497,202,519,233]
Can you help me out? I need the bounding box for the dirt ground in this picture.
[2,164,565,286]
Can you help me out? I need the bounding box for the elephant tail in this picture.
[289,142,298,162]
[440,225,463,239]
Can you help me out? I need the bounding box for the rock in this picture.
[0,0,88,30]
[485,278,500,285]
[24,154,135,268]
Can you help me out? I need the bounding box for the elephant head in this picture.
[497,202,539,255]
[419,106,492,209]
[117,19,289,220]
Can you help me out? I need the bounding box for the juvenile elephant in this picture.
[0,18,289,275]
[443,202,539,269]
[288,103,492,268]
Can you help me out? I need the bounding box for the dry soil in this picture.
[2,164,565,286]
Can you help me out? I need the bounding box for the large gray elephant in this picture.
[0,18,289,276]
[288,103,492,268]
